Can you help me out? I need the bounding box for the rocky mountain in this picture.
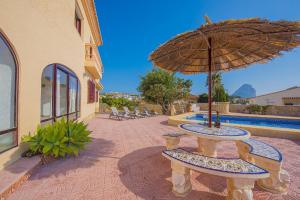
[232,84,256,98]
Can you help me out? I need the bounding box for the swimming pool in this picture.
[186,114,300,130]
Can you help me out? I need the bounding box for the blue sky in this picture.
[95,0,300,96]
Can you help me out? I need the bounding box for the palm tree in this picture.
[206,72,222,97]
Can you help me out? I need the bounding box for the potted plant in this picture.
[214,111,221,128]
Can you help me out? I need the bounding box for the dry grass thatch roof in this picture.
[149,18,300,74]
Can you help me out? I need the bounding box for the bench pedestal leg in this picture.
[165,137,180,150]
[235,141,255,163]
[171,161,192,197]
[257,168,290,194]
[227,178,254,200]
[197,138,218,157]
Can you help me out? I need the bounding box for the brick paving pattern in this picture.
[7,114,300,200]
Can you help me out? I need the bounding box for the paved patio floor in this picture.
[7,114,300,200]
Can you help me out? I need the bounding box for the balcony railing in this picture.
[85,43,103,79]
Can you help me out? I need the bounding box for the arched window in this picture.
[0,33,18,153]
[41,64,80,124]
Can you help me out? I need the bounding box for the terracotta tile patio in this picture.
[6,114,300,200]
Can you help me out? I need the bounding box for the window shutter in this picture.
[95,91,99,102]
[88,80,95,103]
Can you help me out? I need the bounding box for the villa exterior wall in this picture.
[0,0,103,169]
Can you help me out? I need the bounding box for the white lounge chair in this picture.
[144,108,159,116]
[123,107,136,119]
[134,108,146,118]
[143,108,153,117]
[109,107,126,120]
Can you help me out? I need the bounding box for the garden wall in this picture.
[138,102,163,114]
[198,103,300,117]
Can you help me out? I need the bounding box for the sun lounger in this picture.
[134,108,146,118]
[109,107,126,120]
[144,108,159,116]
[142,109,153,117]
[123,107,136,119]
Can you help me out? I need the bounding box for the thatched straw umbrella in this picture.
[149,17,300,127]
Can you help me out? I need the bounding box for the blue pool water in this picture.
[186,114,300,130]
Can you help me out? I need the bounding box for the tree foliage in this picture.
[197,93,208,103]
[137,69,192,114]
[101,96,137,110]
[206,72,222,97]
[213,86,229,102]
[206,72,229,102]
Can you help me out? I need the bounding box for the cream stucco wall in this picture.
[253,87,300,106]
[0,0,102,169]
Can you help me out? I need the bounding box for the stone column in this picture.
[197,138,218,157]
[227,178,255,200]
[171,161,192,197]
[164,137,180,150]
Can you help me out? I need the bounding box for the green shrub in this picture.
[22,119,92,159]
[261,105,270,115]
[101,96,138,110]
[246,104,262,114]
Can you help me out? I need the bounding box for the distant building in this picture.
[231,97,250,105]
[250,87,300,106]
[102,92,140,101]
[188,95,199,103]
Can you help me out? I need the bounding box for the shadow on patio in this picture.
[118,146,226,200]
[14,138,115,180]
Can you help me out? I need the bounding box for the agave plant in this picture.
[40,119,69,158]
[22,126,45,154]
[22,118,92,161]
[66,120,92,156]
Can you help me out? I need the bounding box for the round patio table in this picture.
[178,123,250,157]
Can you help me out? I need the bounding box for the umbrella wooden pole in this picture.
[208,37,212,128]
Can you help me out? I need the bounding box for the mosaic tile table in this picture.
[178,123,251,157]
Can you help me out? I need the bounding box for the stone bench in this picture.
[162,133,187,150]
[236,138,290,194]
[162,148,269,199]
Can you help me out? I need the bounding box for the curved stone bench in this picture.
[236,138,290,194]
[162,148,269,199]
[162,132,187,150]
